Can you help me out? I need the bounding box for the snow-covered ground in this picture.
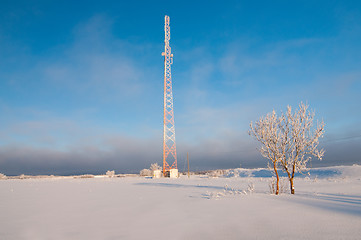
[1,165,361,240]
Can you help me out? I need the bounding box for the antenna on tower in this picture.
[162,15,178,177]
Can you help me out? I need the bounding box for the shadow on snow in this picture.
[288,191,361,217]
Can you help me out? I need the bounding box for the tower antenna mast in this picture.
[162,15,178,176]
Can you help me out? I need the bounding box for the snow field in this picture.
[1,166,361,240]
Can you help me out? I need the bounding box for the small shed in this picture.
[153,170,162,178]
[169,169,178,178]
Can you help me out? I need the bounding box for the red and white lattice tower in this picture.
[161,15,177,175]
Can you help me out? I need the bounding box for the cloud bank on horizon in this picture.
[0,1,361,175]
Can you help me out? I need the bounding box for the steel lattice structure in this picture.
[162,15,177,175]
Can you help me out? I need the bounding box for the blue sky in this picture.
[1,0,361,175]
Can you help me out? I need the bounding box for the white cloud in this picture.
[38,15,148,101]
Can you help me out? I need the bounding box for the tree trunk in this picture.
[273,162,279,195]
[290,177,295,194]
[290,164,295,194]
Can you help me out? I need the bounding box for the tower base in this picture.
[164,169,178,178]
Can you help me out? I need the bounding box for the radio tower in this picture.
[162,15,178,176]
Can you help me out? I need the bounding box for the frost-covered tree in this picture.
[250,102,325,195]
[140,163,162,177]
[106,170,115,177]
[150,163,162,171]
[140,169,152,176]
[279,103,325,194]
[249,110,284,195]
